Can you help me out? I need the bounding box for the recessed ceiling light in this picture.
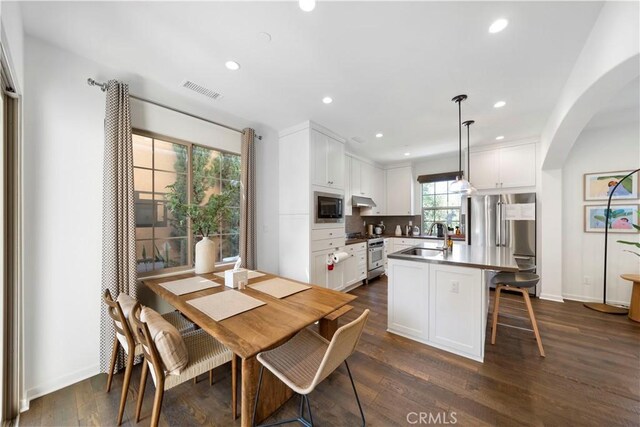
[322,96,333,104]
[376,133,383,138]
[496,136,505,140]
[225,61,240,71]
[299,0,315,12]
[494,100,506,108]
[404,152,411,156]
[489,18,508,34]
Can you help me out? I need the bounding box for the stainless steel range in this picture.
[367,237,385,281]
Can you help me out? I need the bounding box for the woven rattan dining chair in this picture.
[252,309,370,427]
[102,289,195,425]
[129,303,237,427]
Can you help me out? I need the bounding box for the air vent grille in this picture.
[181,80,223,100]
[351,137,366,144]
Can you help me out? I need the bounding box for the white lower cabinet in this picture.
[387,259,429,341]
[311,243,366,291]
[344,243,367,287]
[428,264,484,361]
[311,249,343,291]
[387,259,487,362]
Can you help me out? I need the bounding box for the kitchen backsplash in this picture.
[346,208,422,236]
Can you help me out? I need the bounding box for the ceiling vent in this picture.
[350,137,366,144]
[181,80,223,100]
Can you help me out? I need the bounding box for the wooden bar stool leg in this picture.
[209,370,214,386]
[491,285,503,345]
[521,289,545,357]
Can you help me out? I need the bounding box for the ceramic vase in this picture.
[195,236,216,274]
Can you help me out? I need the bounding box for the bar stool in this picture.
[491,272,545,357]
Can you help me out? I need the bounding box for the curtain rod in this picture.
[87,78,262,140]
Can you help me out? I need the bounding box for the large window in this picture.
[422,180,461,235]
[133,131,240,275]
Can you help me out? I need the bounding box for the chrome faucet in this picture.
[430,222,450,250]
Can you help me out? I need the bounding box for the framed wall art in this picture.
[584,204,639,233]
[584,170,638,201]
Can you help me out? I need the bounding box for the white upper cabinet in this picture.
[385,166,415,215]
[360,161,374,197]
[470,142,536,190]
[350,157,362,196]
[361,166,386,216]
[311,129,344,190]
[469,150,499,190]
[498,144,536,189]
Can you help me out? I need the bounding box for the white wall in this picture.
[0,1,24,91]
[22,36,278,404]
[562,121,640,304]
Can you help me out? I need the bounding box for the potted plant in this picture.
[165,187,233,274]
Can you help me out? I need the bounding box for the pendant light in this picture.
[462,119,477,195]
[450,94,473,193]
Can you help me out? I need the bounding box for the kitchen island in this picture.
[387,242,519,362]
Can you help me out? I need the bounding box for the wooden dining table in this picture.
[142,270,357,427]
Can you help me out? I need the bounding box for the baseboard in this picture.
[539,293,564,303]
[19,399,29,413]
[562,293,629,307]
[22,364,100,410]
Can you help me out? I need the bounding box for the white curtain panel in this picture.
[240,128,257,270]
[99,80,137,373]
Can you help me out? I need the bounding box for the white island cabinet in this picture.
[387,244,518,362]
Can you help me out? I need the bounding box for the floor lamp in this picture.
[584,168,640,314]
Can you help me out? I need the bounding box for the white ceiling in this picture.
[20,1,604,163]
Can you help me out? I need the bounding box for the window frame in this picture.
[133,128,241,278]
[421,180,462,235]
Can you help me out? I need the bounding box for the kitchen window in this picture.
[421,180,461,235]
[133,131,240,275]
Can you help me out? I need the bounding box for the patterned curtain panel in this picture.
[240,128,257,269]
[99,80,137,373]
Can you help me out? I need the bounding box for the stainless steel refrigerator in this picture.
[466,192,537,294]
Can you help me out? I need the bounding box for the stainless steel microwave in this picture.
[314,191,344,224]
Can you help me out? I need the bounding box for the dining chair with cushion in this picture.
[102,290,195,425]
[252,309,370,427]
[130,303,237,427]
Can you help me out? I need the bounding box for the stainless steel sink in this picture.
[401,247,446,257]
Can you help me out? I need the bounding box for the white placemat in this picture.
[159,276,221,296]
[249,277,311,299]
[214,270,266,280]
[187,290,266,321]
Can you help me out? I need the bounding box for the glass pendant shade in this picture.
[450,176,472,193]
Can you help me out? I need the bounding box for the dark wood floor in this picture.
[20,278,640,426]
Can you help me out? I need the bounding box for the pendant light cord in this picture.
[458,100,462,176]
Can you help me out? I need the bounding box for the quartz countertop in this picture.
[387,242,519,272]
[381,233,466,241]
[345,238,368,245]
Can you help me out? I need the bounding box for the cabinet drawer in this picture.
[346,242,366,252]
[312,228,344,241]
[311,237,345,252]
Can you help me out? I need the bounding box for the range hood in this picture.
[352,195,377,208]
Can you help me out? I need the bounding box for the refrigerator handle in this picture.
[496,201,501,246]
